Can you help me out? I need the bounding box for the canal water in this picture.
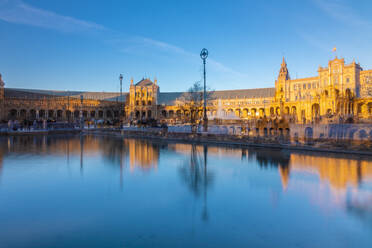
[0,135,371,248]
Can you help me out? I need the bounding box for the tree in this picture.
[180,81,214,124]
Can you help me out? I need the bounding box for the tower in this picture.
[275,57,290,102]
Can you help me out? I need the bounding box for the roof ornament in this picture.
[154,77,157,85]
[131,77,133,85]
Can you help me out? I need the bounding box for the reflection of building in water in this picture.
[128,140,159,171]
[169,143,372,193]
[289,155,372,190]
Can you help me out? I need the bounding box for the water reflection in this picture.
[0,135,372,247]
[1,135,371,191]
[179,144,214,221]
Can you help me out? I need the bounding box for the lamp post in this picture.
[119,74,123,122]
[80,94,84,129]
[200,48,208,132]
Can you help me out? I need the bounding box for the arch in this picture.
[90,111,96,118]
[176,110,181,118]
[135,111,140,119]
[39,109,46,119]
[284,106,290,115]
[29,109,36,120]
[305,127,313,139]
[148,101,152,105]
[275,107,280,115]
[83,110,88,118]
[57,110,63,119]
[169,110,174,118]
[259,108,265,117]
[147,110,152,118]
[48,110,54,119]
[242,108,249,118]
[142,101,146,106]
[9,109,17,119]
[368,102,372,115]
[161,110,167,118]
[235,109,241,118]
[20,109,27,119]
[251,108,257,117]
[312,103,320,119]
[291,106,297,115]
[74,110,80,118]
[114,111,119,118]
[98,110,104,118]
[270,107,274,116]
[106,110,113,119]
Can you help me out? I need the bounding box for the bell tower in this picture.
[275,57,290,101]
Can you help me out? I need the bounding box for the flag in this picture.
[333,47,337,52]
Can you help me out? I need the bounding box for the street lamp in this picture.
[119,74,123,101]
[119,74,123,123]
[200,48,208,132]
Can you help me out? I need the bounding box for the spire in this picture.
[154,77,157,85]
[279,57,290,80]
[130,77,133,85]
[281,57,286,67]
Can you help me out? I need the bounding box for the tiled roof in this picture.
[4,87,275,105]
[158,88,275,105]
[5,88,128,102]
[211,88,275,99]
[135,79,154,87]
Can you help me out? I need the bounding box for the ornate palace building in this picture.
[1,56,371,124]
[127,57,372,124]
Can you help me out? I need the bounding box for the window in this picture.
[308,83,311,89]
[346,77,350,83]
[303,84,306,90]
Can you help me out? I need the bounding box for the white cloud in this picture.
[0,0,104,32]
[313,0,371,28]
[0,0,247,79]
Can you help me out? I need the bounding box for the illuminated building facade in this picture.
[127,57,372,124]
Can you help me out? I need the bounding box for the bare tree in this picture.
[180,81,214,124]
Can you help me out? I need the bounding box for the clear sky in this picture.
[1,0,372,93]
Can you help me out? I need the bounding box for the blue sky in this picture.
[1,0,372,93]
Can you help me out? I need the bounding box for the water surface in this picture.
[0,135,371,248]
